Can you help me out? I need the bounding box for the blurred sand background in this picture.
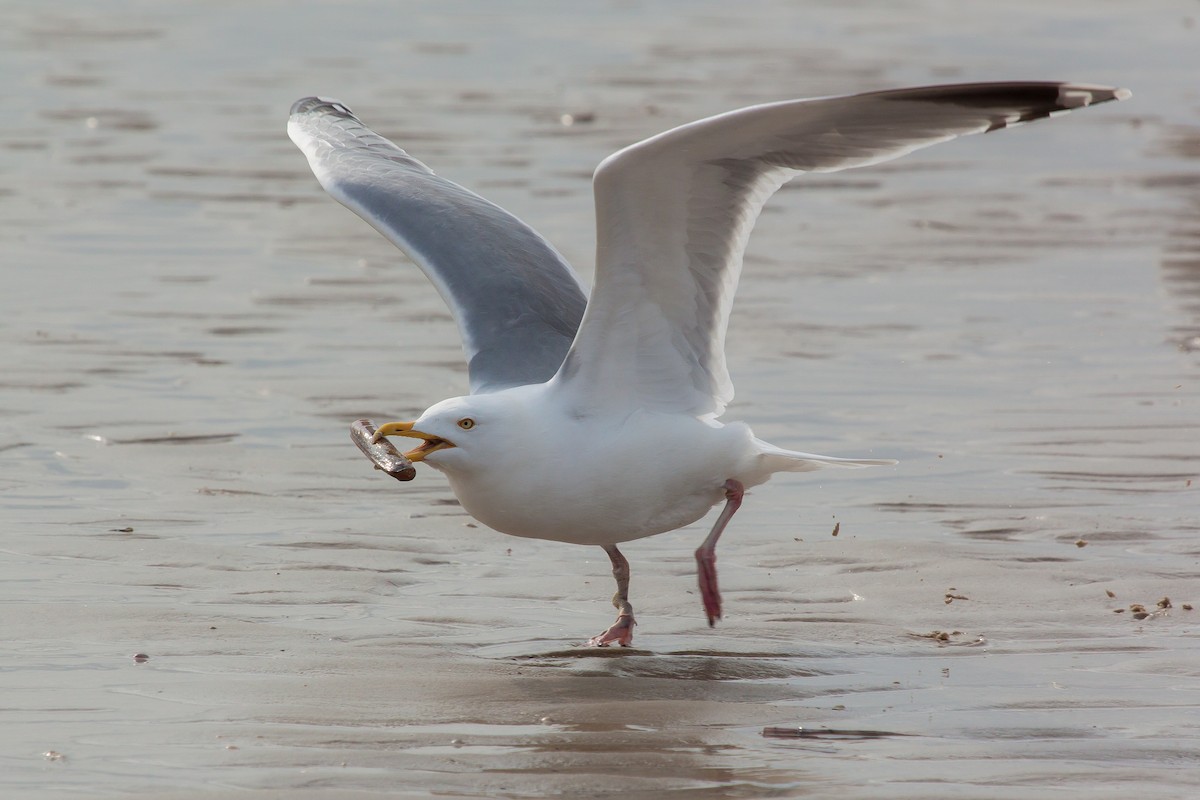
[2,1,1198,797]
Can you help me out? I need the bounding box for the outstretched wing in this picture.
[289,97,588,394]
[553,82,1129,417]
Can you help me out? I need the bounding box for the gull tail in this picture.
[755,439,897,474]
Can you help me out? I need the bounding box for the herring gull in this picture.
[289,82,1129,645]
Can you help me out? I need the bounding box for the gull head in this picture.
[372,391,532,474]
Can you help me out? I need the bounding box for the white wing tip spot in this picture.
[1058,85,1133,108]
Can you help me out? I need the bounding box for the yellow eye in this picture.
[457,418,475,430]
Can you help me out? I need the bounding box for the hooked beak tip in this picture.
[371,420,454,461]
[371,420,416,443]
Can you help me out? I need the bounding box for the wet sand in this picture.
[2,1,1199,797]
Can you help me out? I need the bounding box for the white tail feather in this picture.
[756,439,897,474]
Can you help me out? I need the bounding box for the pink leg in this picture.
[586,544,637,647]
[695,479,745,627]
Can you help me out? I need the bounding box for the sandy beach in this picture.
[2,1,1198,796]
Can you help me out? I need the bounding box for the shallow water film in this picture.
[2,1,1198,797]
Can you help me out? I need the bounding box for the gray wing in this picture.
[288,97,588,394]
[554,82,1130,417]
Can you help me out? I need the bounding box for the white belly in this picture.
[439,412,760,545]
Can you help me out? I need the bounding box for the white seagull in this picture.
[289,82,1128,646]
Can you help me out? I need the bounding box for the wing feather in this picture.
[555,82,1129,416]
[288,97,588,393]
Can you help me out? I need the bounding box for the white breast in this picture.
[442,410,760,546]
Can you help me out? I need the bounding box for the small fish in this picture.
[351,419,416,481]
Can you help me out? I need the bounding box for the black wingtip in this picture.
[290,96,356,119]
[880,82,1130,135]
